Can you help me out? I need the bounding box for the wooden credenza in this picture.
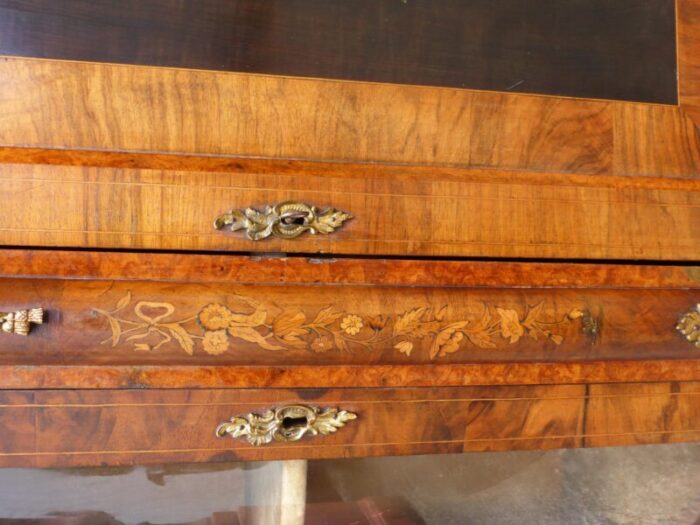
[0,0,698,469]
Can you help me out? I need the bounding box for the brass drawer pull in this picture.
[1,308,44,336]
[677,304,700,348]
[216,405,357,446]
[214,201,352,241]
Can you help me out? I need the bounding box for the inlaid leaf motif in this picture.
[228,325,284,351]
[523,302,546,340]
[95,311,122,347]
[460,306,497,349]
[276,331,308,349]
[393,307,429,336]
[524,302,565,342]
[430,321,469,359]
[164,323,195,355]
[394,341,413,356]
[106,317,121,346]
[115,291,132,311]
[413,320,441,338]
[311,305,343,327]
[333,331,349,352]
[467,306,492,332]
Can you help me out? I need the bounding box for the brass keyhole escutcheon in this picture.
[214,201,353,241]
[216,405,357,446]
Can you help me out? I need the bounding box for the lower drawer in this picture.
[2,382,700,467]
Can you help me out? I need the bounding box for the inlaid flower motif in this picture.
[202,329,230,355]
[198,304,235,331]
[340,314,363,335]
[367,315,387,331]
[496,308,524,344]
[311,335,332,353]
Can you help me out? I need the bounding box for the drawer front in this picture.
[0,251,698,373]
[1,383,700,467]
[0,159,698,260]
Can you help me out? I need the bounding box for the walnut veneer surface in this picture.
[2,383,700,468]
[0,2,698,467]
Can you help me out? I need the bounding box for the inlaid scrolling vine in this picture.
[95,292,591,358]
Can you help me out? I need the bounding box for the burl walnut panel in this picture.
[0,159,697,259]
[0,383,698,467]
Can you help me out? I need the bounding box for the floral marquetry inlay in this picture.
[95,292,589,358]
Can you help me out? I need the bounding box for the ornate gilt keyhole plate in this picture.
[214,201,352,241]
[216,405,357,446]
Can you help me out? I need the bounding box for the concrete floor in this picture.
[1,443,699,524]
[310,444,700,524]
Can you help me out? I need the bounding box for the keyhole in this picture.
[282,416,308,430]
[281,212,307,226]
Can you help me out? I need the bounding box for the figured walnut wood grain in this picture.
[612,103,700,178]
[679,0,700,126]
[0,160,697,259]
[1,147,697,192]
[0,383,698,467]
[0,57,697,179]
[0,57,612,174]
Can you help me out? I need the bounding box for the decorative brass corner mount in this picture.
[1,308,44,336]
[214,201,352,241]
[216,405,357,446]
[677,304,700,348]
